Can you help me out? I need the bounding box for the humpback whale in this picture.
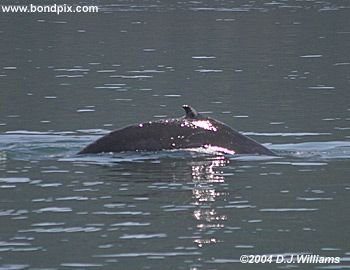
[78,105,275,156]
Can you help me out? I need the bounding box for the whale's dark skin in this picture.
[78,105,275,156]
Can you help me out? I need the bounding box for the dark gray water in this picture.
[1,1,350,269]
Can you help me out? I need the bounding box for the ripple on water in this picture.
[34,207,73,213]
[110,74,153,79]
[192,56,216,59]
[161,205,195,212]
[119,233,167,239]
[54,67,89,79]
[20,227,101,233]
[0,264,30,270]
[0,177,30,183]
[214,200,256,210]
[94,251,201,258]
[61,263,104,268]
[110,222,151,227]
[264,161,328,166]
[195,69,223,73]
[76,108,95,113]
[0,209,28,217]
[260,208,318,212]
[296,197,333,201]
[54,196,89,201]
[93,211,150,216]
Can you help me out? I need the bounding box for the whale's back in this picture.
[78,117,275,155]
[79,120,191,154]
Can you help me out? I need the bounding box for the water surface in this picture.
[1,0,350,269]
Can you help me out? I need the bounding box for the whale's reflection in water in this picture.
[190,157,230,247]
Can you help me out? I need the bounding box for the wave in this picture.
[0,131,349,163]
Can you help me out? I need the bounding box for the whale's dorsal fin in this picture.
[182,105,199,119]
